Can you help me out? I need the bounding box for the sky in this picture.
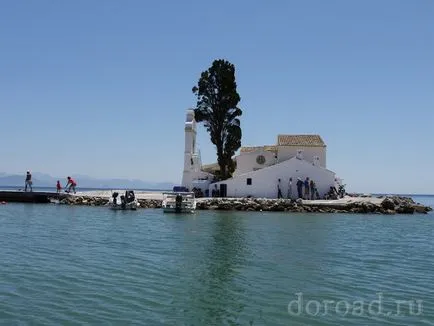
[0,0,433,194]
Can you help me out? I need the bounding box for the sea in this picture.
[0,194,433,325]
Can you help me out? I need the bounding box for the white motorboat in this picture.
[162,191,196,213]
[109,190,138,210]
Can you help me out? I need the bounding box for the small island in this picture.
[54,191,432,215]
[0,60,432,215]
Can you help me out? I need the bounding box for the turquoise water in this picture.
[0,196,433,325]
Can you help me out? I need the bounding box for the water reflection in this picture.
[188,212,248,324]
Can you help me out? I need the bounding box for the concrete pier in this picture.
[0,191,67,203]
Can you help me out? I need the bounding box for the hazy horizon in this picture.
[0,171,174,190]
[0,171,433,196]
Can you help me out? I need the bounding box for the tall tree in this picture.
[192,59,242,180]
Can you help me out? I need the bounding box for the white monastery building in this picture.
[181,109,341,199]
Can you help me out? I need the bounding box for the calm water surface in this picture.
[0,196,433,325]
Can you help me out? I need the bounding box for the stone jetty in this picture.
[58,196,162,209]
[57,193,432,215]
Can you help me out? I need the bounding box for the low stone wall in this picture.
[57,195,432,214]
[196,196,432,214]
[58,196,162,209]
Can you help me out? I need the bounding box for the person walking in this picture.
[24,171,33,192]
[65,176,77,194]
[277,178,283,199]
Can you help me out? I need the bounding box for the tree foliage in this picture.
[192,59,242,180]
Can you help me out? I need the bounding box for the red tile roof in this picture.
[239,145,278,153]
[277,134,325,147]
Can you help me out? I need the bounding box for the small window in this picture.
[256,155,266,165]
[246,178,252,185]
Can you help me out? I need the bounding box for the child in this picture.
[56,180,62,194]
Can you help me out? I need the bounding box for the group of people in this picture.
[191,187,205,198]
[324,184,346,200]
[296,177,319,200]
[57,176,77,194]
[277,177,319,200]
[24,171,77,194]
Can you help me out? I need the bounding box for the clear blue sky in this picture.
[0,0,433,194]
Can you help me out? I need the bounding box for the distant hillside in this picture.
[0,172,173,190]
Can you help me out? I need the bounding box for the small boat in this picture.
[162,191,196,213]
[110,190,138,210]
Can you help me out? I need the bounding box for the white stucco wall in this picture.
[209,157,336,199]
[234,150,277,177]
[192,179,212,194]
[277,146,326,168]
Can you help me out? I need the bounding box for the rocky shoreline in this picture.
[57,195,432,214]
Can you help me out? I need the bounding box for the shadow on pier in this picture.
[0,190,69,203]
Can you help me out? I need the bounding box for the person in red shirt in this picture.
[66,176,77,194]
[56,180,62,194]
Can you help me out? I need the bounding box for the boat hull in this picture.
[162,207,195,214]
[109,202,138,211]
[161,191,196,214]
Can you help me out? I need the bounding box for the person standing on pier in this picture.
[310,179,316,200]
[304,177,310,200]
[296,178,303,199]
[65,176,77,194]
[287,177,293,199]
[24,171,33,192]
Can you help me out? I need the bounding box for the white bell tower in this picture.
[181,109,198,190]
